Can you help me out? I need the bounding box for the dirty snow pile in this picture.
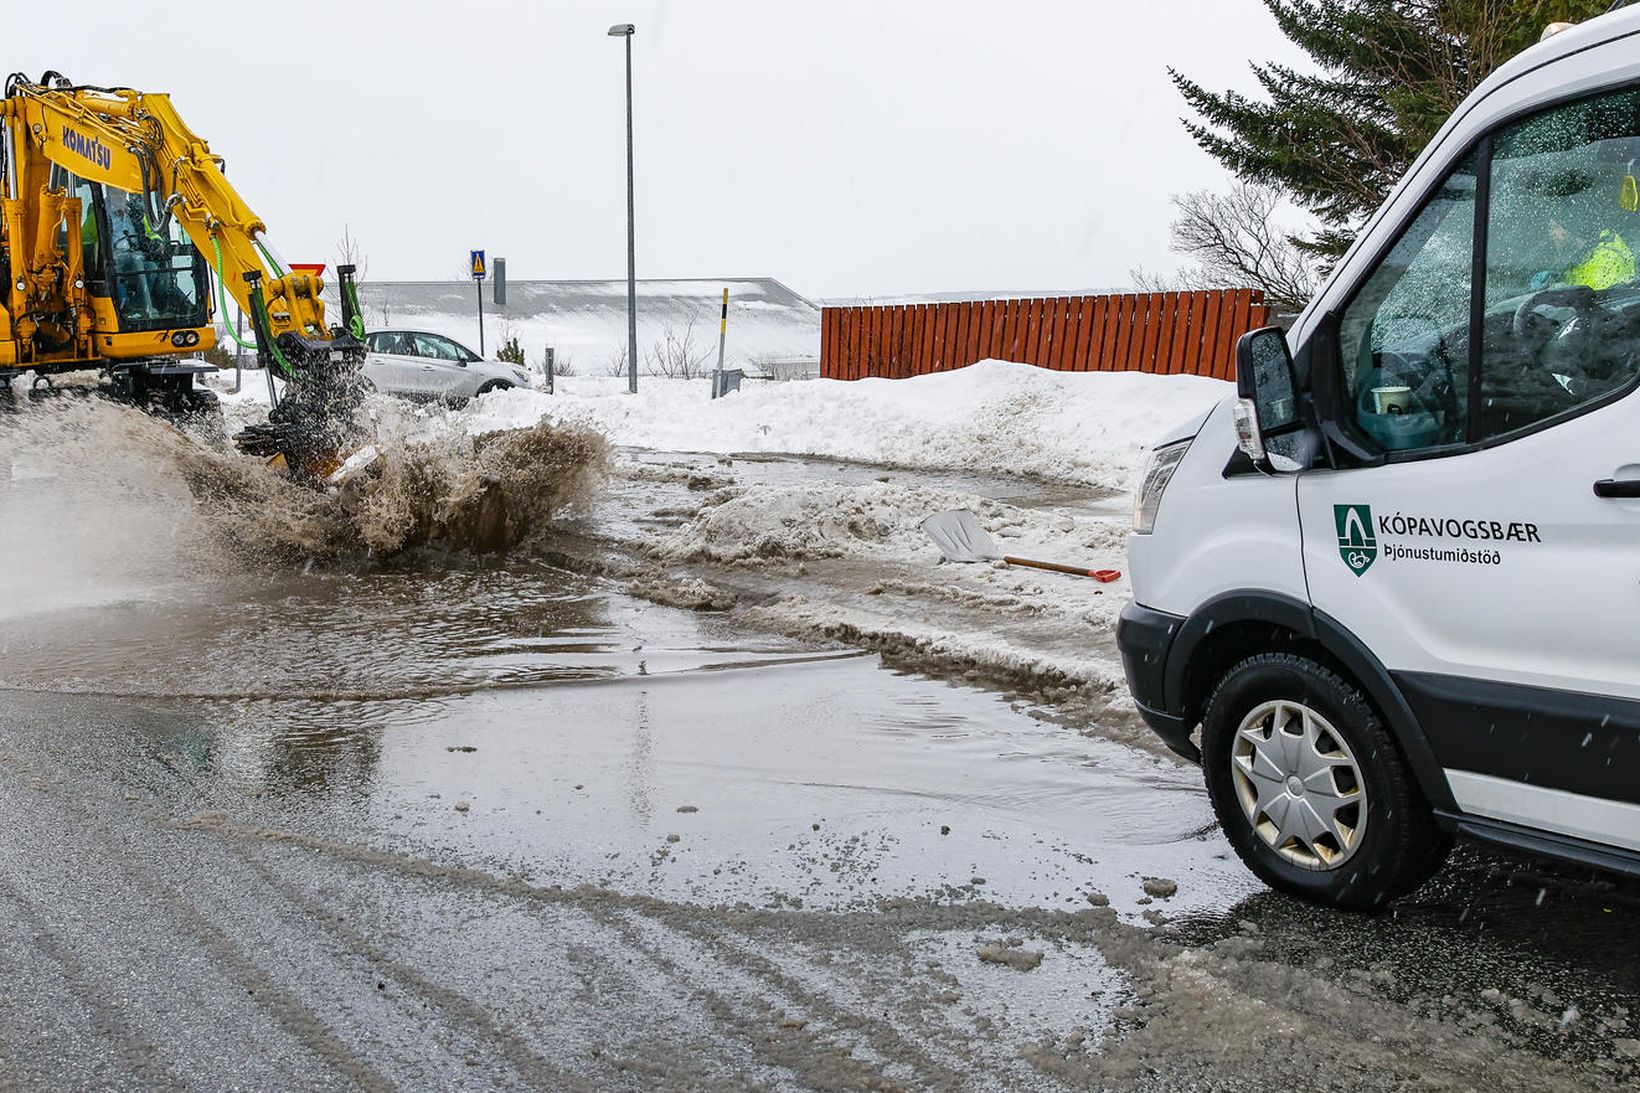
[653,481,968,563]
[655,480,1127,569]
[647,478,1144,705]
[464,360,1230,490]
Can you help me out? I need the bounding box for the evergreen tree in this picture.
[1172,1,1611,257]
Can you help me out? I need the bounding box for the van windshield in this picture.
[1339,83,1640,453]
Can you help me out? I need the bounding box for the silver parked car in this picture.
[361,330,532,404]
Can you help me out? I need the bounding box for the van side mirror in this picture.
[1234,326,1301,469]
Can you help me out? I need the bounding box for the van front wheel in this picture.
[1201,653,1449,911]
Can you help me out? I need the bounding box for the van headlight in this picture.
[1132,439,1190,534]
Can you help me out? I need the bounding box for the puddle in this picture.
[0,547,1246,920]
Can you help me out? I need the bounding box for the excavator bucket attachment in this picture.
[229,266,371,484]
[231,364,368,483]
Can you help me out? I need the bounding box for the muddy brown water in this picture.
[2,404,1638,1089]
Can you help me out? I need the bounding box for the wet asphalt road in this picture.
[0,565,1215,1090]
[0,558,1636,1090]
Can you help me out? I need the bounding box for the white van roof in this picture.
[1488,8,1640,89]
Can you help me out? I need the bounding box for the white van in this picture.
[1119,12,1640,909]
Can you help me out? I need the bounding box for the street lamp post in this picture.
[609,22,638,395]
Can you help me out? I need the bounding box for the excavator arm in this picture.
[1,72,367,472]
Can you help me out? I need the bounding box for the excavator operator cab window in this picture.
[100,185,208,333]
[48,172,211,335]
[47,168,211,331]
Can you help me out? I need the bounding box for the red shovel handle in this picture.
[1003,556,1123,582]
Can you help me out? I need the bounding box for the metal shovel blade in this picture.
[921,509,1001,563]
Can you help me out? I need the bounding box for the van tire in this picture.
[1201,653,1450,911]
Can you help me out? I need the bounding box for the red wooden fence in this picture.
[819,289,1268,381]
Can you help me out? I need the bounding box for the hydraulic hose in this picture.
[255,240,284,277]
[210,234,295,378]
[342,279,366,340]
[135,148,173,240]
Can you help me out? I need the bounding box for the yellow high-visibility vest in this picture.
[1566,230,1636,290]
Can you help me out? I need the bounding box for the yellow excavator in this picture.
[0,71,366,478]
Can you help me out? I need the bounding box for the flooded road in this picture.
[0,560,1243,917]
[1,555,1637,1090]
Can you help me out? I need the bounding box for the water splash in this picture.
[0,395,608,617]
[181,405,610,561]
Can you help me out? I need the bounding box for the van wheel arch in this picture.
[1166,592,1457,815]
[1180,620,1337,725]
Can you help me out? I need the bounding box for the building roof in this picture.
[349,277,820,370]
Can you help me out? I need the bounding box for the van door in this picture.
[1298,85,1640,851]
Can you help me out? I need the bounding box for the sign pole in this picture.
[712,287,728,399]
[623,30,638,394]
[470,249,487,358]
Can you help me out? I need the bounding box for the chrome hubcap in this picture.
[1230,700,1367,871]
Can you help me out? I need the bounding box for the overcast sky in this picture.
[9,1,1302,298]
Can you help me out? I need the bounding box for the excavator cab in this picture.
[87,181,210,333]
[0,164,220,417]
[54,167,213,339]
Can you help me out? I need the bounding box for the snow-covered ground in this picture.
[214,359,1231,493]
[462,360,1230,493]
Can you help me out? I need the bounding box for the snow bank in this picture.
[654,482,972,563]
[654,480,1130,569]
[463,360,1231,490]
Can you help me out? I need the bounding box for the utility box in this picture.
[711,368,743,398]
[493,257,507,306]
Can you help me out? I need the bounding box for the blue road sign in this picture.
[470,250,487,280]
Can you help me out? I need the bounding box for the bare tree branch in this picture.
[336,223,368,283]
[643,315,712,379]
[1132,184,1321,313]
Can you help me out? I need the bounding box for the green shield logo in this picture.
[1334,504,1376,576]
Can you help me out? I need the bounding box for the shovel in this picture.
[921,509,1120,581]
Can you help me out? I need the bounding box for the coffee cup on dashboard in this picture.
[1372,386,1413,415]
